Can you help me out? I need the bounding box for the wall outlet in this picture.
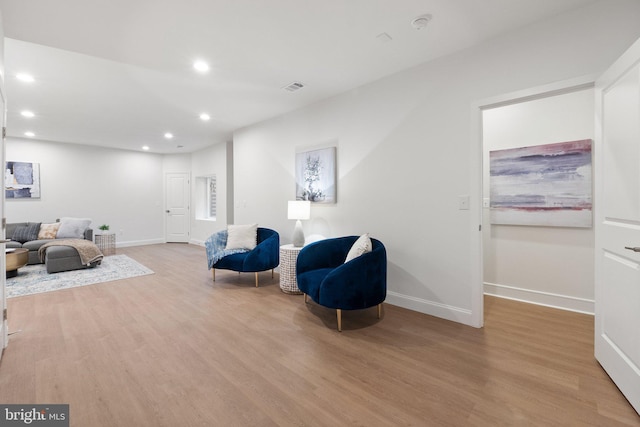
[458,195,470,210]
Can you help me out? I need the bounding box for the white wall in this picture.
[5,139,231,247]
[4,138,231,248]
[6,139,165,246]
[188,141,229,244]
[233,1,640,326]
[0,9,4,86]
[162,153,190,174]
[483,88,595,313]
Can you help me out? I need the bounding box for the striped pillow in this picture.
[12,222,41,243]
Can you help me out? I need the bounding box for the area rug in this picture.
[6,254,154,298]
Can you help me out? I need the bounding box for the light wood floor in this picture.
[0,243,638,426]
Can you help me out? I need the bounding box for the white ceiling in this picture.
[0,0,598,153]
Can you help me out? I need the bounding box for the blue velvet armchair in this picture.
[296,236,387,331]
[205,227,280,287]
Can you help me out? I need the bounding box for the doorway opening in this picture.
[474,76,596,325]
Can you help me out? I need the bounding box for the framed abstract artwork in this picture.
[295,146,336,203]
[5,161,41,199]
[489,139,592,227]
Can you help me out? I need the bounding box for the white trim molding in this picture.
[483,282,594,315]
[190,239,206,247]
[116,238,166,248]
[386,291,475,326]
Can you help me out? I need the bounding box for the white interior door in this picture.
[594,36,640,415]
[165,172,190,243]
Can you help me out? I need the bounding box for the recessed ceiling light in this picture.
[21,110,35,118]
[193,60,210,73]
[164,132,174,139]
[199,113,210,121]
[16,73,34,83]
[142,146,150,151]
[24,131,35,137]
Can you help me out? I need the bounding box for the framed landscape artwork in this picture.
[295,146,336,203]
[489,139,592,227]
[5,161,41,199]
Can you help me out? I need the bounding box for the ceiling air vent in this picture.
[282,82,305,92]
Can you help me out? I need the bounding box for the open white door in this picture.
[594,37,640,415]
[165,172,190,243]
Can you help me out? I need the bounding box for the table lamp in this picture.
[288,200,311,247]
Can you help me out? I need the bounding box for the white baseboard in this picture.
[483,282,594,315]
[115,238,166,248]
[386,291,475,327]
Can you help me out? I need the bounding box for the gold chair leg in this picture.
[212,269,215,282]
[271,268,274,279]
[377,303,382,319]
[255,272,259,287]
[337,309,342,332]
[304,294,308,303]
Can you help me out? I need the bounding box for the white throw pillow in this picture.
[344,233,372,263]
[225,223,258,250]
[56,217,92,239]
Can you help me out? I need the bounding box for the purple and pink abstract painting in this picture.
[490,139,592,227]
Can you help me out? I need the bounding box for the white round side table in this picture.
[279,244,304,294]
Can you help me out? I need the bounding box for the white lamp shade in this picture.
[288,200,311,220]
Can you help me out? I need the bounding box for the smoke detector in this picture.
[411,14,432,30]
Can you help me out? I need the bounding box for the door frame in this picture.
[0,82,6,357]
[470,74,598,328]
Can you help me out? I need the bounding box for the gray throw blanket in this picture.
[39,239,104,265]
[205,230,248,269]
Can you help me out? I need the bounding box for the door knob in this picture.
[166,210,170,213]
[624,246,640,252]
